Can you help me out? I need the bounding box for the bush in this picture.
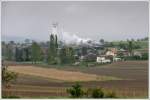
[91,88,104,98]
[67,83,84,98]
[2,95,20,98]
[125,56,141,60]
[105,91,117,98]
[142,53,148,60]
[88,88,117,98]
[2,66,18,87]
[125,53,148,61]
[67,83,117,98]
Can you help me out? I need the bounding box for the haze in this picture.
[1,1,149,42]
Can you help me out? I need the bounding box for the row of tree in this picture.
[2,34,76,65]
[45,34,75,64]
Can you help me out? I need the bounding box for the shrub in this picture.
[2,66,18,87]
[125,56,141,60]
[80,61,88,67]
[2,95,20,98]
[105,91,117,98]
[142,53,148,60]
[85,88,93,98]
[67,84,117,98]
[91,88,104,98]
[67,83,84,98]
[90,88,117,98]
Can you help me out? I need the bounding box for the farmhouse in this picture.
[80,52,97,62]
[133,51,142,57]
[117,49,130,57]
[105,48,117,57]
[96,55,111,63]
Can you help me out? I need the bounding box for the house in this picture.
[106,51,116,56]
[96,56,105,63]
[113,57,122,62]
[117,49,130,57]
[80,52,97,62]
[96,55,111,64]
[105,48,117,57]
[133,51,142,57]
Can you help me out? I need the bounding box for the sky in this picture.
[1,1,149,42]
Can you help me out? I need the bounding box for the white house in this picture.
[105,48,117,57]
[97,56,105,63]
[113,57,122,62]
[96,56,111,64]
[133,51,142,57]
[106,51,117,57]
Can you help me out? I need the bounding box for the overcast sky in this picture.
[2,1,149,42]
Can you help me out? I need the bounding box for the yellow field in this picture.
[8,65,119,82]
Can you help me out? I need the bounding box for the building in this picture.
[105,48,117,57]
[96,55,111,63]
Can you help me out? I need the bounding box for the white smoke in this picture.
[50,23,91,45]
[62,32,91,44]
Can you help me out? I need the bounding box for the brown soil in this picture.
[2,61,148,98]
[7,66,118,82]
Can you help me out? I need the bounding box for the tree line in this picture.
[2,34,75,65]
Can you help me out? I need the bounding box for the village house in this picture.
[133,51,142,57]
[96,55,111,64]
[105,48,117,57]
[80,52,97,62]
[117,49,130,57]
[96,47,123,63]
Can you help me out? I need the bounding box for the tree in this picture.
[58,47,67,64]
[21,47,31,61]
[55,35,58,49]
[131,38,134,41]
[31,42,43,64]
[15,47,22,61]
[10,41,15,44]
[24,39,30,44]
[58,46,75,64]
[67,47,75,63]
[118,42,128,49]
[2,41,7,60]
[25,47,31,61]
[22,49,27,61]
[108,42,114,47]
[66,83,117,98]
[2,66,18,88]
[144,37,148,41]
[99,39,104,44]
[133,42,141,49]
[67,83,84,98]
[142,53,148,60]
[6,44,13,61]
[48,34,58,64]
[128,40,133,56]
[81,46,87,56]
